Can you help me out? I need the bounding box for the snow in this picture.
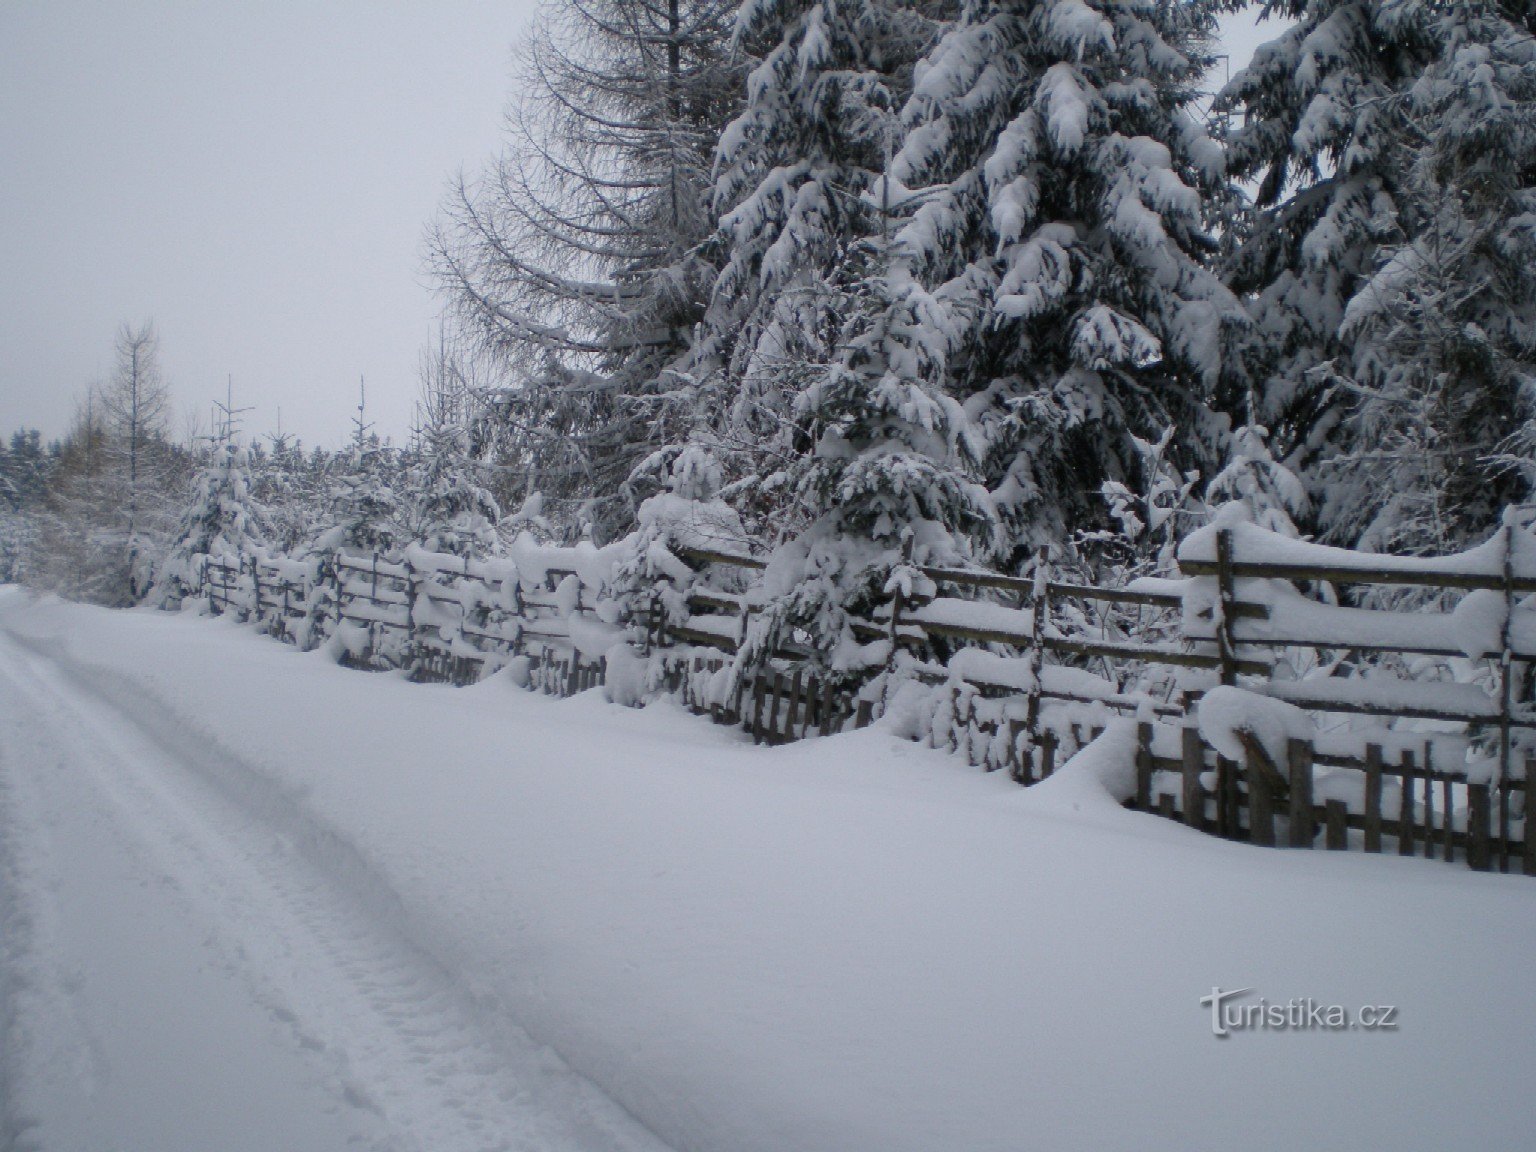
[1197,685,1315,766]
[908,595,1034,638]
[3,589,1536,1151]
[1178,518,1515,579]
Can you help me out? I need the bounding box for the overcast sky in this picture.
[0,3,1273,450]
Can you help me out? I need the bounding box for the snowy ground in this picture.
[1,588,1533,1152]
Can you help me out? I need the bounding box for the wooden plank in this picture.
[1363,744,1384,853]
[1007,719,1026,783]
[1041,730,1058,780]
[1178,557,1536,594]
[1525,760,1536,876]
[1498,776,1512,873]
[1246,742,1276,847]
[766,672,785,743]
[1469,784,1492,871]
[1424,768,1436,860]
[674,545,767,570]
[785,670,804,741]
[1135,723,1154,811]
[1324,800,1348,850]
[1399,749,1417,857]
[912,618,1268,673]
[1214,756,1231,837]
[1158,793,1176,820]
[855,698,874,729]
[1287,738,1314,847]
[1442,776,1455,863]
[1437,777,1449,866]
[1215,528,1238,687]
[1181,726,1204,831]
[751,675,767,745]
[819,676,837,738]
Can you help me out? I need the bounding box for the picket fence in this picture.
[198,518,1536,876]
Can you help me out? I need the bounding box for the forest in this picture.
[2,0,1533,672]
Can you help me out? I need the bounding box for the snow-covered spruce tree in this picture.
[315,441,404,559]
[430,0,744,542]
[0,429,52,584]
[250,433,327,554]
[399,438,501,559]
[1213,0,1438,540]
[151,442,270,610]
[1204,419,1307,536]
[1318,0,1536,553]
[884,0,1243,569]
[692,0,953,542]
[748,227,999,672]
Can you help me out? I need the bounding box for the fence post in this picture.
[404,553,418,674]
[1135,722,1154,810]
[1399,749,1417,857]
[1499,523,1514,802]
[1215,528,1238,687]
[1287,738,1314,848]
[1026,544,1049,754]
[1469,784,1492,871]
[887,533,915,667]
[1181,726,1204,830]
[1525,759,1536,876]
[1363,744,1384,853]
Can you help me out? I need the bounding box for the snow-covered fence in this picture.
[1175,520,1536,779]
[1133,716,1533,874]
[660,650,869,745]
[202,537,627,688]
[658,544,1260,776]
[1104,517,1536,874]
[196,513,1536,875]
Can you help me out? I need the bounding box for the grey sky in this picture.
[0,2,1275,450]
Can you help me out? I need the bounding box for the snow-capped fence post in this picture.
[1181,726,1204,830]
[1398,750,1417,857]
[1214,528,1238,687]
[1287,739,1314,847]
[1324,801,1348,849]
[402,552,417,675]
[1498,523,1515,804]
[1363,745,1384,853]
[1469,784,1493,871]
[818,677,838,738]
[1135,722,1154,810]
[1525,760,1536,876]
[1024,545,1049,777]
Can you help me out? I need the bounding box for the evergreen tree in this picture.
[431,0,744,541]
[884,0,1242,567]
[314,441,404,558]
[1213,0,1435,538]
[1322,0,1536,552]
[152,443,270,609]
[694,0,951,543]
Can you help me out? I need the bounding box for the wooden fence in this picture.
[197,517,1536,877]
[1132,726,1533,875]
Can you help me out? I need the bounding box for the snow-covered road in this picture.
[0,622,669,1152]
[3,588,1536,1152]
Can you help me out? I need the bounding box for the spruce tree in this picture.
[1214,0,1434,539]
[696,0,950,501]
[885,0,1242,567]
[152,443,270,609]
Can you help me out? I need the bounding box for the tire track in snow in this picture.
[0,627,675,1152]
